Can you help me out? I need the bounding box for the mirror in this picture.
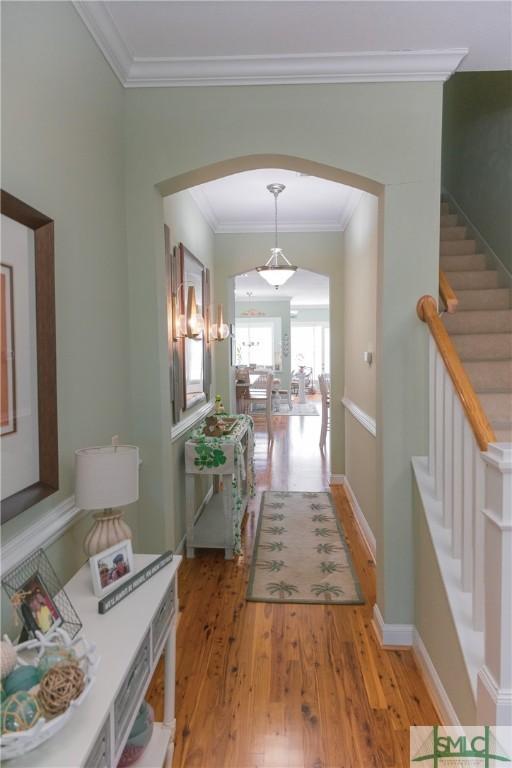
[182,246,206,410]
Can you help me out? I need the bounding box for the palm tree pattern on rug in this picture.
[247,491,364,605]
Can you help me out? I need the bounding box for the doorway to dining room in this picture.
[233,266,331,457]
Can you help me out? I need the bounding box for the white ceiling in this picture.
[188,169,362,233]
[74,1,511,87]
[235,268,329,306]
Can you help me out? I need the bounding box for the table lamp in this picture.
[75,436,139,557]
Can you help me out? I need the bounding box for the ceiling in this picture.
[74,2,511,88]
[235,269,329,307]
[188,169,362,233]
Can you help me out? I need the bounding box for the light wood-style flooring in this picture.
[147,408,439,767]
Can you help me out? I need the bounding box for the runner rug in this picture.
[247,491,364,605]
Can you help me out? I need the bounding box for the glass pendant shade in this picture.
[256,185,297,289]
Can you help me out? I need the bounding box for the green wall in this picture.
[163,190,216,548]
[442,71,512,272]
[1,0,137,618]
[344,193,379,540]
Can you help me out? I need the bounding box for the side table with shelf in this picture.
[184,414,254,560]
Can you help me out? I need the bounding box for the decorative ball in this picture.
[0,641,17,680]
[3,665,42,697]
[37,647,76,677]
[38,662,85,718]
[1,691,42,733]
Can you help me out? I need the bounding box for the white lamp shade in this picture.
[75,444,139,510]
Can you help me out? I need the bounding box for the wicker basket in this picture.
[0,628,99,761]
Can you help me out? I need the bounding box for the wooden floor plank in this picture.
[147,408,440,767]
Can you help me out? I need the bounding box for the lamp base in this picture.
[83,508,132,557]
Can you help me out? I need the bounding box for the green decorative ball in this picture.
[37,648,76,677]
[3,666,42,697]
[1,691,41,733]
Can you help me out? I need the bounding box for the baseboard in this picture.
[329,474,345,485]
[372,604,415,647]
[413,630,461,725]
[342,477,377,561]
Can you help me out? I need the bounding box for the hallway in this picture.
[148,414,439,768]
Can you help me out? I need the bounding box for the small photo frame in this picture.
[89,539,134,598]
[2,549,82,640]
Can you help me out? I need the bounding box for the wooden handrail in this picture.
[439,270,458,314]
[417,295,496,451]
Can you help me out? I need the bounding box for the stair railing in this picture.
[417,292,511,725]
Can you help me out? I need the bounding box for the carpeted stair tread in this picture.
[455,288,511,311]
[440,225,467,241]
[464,360,512,393]
[441,201,450,215]
[494,428,512,442]
[478,393,512,429]
[441,253,488,272]
[447,270,500,290]
[440,214,459,227]
[451,333,512,361]
[443,309,512,334]
[440,239,477,256]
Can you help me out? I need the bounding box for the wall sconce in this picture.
[210,303,230,341]
[171,284,204,340]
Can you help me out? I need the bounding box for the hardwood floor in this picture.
[147,410,439,768]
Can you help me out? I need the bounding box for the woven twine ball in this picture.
[37,662,85,718]
[1,691,42,733]
[0,641,17,680]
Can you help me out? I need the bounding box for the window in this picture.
[291,322,330,381]
[235,318,281,369]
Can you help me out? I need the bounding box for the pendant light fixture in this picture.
[256,183,297,289]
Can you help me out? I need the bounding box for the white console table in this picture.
[8,554,181,768]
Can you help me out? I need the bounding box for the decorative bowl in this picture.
[0,627,99,761]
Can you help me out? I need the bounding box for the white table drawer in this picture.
[84,718,110,768]
[152,579,176,658]
[114,630,151,751]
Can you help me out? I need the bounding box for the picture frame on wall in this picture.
[2,549,82,640]
[1,262,16,436]
[0,190,58,524]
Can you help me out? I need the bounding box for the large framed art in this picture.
[0,190,58,524]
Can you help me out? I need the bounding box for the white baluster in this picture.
[472,446,485,631]
[461,419,474,592]
[443,372,453,530]
[428,335,436,477]
[452,396,463,558]
[434,350,444,501]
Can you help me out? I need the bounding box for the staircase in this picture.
[440,200,512,442]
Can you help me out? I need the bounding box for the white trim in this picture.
[372,604,415,647]
[342,476,377,561]
[1,496,87,574]
[170,401,214,443]
[73,2,132,84]
[187,188,218,233]
[342,396,376,437]
[477,665,512,726]
[413,630,461,726]
[329,474,345,485]
[69,11,468,89]
[215,221,345,234]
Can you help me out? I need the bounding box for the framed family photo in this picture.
[89,539,134,598]
[2,549,82,640]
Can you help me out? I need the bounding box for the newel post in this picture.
[477,444,512,725]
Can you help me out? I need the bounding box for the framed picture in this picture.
[89,539,134,598]
[0,190,58,524]
[2,549,82,640]
[1,263,16,435]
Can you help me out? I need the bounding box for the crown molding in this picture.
[71,7,468,89]
[73,1,132,84]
